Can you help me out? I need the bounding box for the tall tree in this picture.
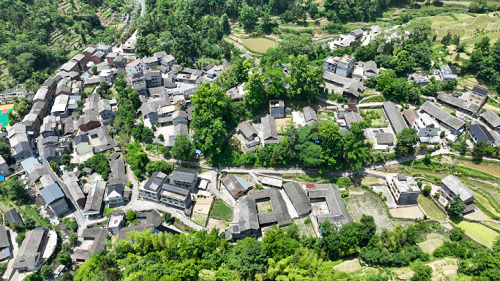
[287,55,325,102]
[243,72,265,110]
[171,134,194,161]
[395,128,419,154]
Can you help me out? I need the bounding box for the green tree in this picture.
[126,210,136,221]
[287,54,325,102]
[69,233,78,247]
[163,212,172,224]
[62,273,73,281]
[92,65,97,75]
[391,50,416,75]
[60,154,72,166]
[229,238,268,278]
[240,5,258,29]
[171,134,194,161]
[447,197,466,217]
[25,273,42,281]
[300,143,322,167]
[395,128,419,154]
[191,83,235,157]
[243,72,265,110]
[423,184,432,196]
[41,264,52,280]
[221,13,230,34]
[412,265,433,281]
[57,253,72,267]
[450,227,464,241]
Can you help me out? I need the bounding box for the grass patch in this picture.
[344,191,394,234]
[240,38,276,54]
[454,220,499,247]
[192,213,208,227]
[484,221,500,231]
[22,206,49,228]
[360,95,386,103]
[104,205,115,216]
[209,199,233,221]
[419,237,444,254]
[417,194,447,220]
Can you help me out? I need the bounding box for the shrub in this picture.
[417,181,423,188]
[126,210,136,221]
[440,131,446,138]
[304,218,311,225]
[423,185,432,196]
[432,246,451,258]
[450,227,464,241]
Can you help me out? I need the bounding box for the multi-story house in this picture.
[160,183,193,216]
[144,70,162,88]
[95,43,112,55]
[125,60,143,75]
[113,56,127,69]
[128,73,146,86]
[323,56,339,73]
[170,167,198,191]
[441,175,476,214]
[336,54,355,77]
[139,172,168,201]
[269,100,285,118]
[142,56,159,70]
[0,85,28,104]
[160,54,175,72]
[387,174,420,205]
[412,112,440,137]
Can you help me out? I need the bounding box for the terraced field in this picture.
[429,13,500,45]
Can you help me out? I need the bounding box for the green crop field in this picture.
[209,199,233,221]
[454,220,500,247]
[417,194,447,220]
[241,38,276,54]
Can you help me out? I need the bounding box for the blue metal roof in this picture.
[40,183,65,204]
[21,157,40,171]
[234,176,252,191]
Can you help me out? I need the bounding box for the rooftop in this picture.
[441,175,475,202]
[383,101,407,134]
[421,101,465,130]
[283,182,311,215]
[306,184,353,225]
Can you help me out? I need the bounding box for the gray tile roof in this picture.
[27,163,48,182]
[363,60,377,73]
[109,158,126,185]
[437,93,480,115]
[383,101,407,134]
[5,209,23,225]
[261,115,279,143]
[73,228,107,261]
[303,106,318,125]
[469,124,494,142]
[480,110,500,129]
[117,212,163,240]
[171,167,197,183]
[143,172,167,192]
[238,121,258,140]
[83,181,106,215]
[13,227,46,269]
[440,64,457,75]
[249,188,292,227]
[222,175,250,198]
[421,101,465,130]
[306,184,353,225]
[238,195,259,232]
[344,112,363,128]
[472,86,489,96]
[376,133,395,145]
[441,175,475,202]
[0,225,10,249]
[283,182,311,215]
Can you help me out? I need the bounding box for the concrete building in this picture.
[170,167,198,191]
[421,101,465,134]
[108,211,125,235]
[387,174,420,205]
[336,54,355,77]
[269,100,285,118]
[104,183,127,206]
[139,172,168,202]
[0,85,28,104]
[0,155,11,177]
[160,183,193,216]
[323,56,339,73]
[261,177,282,189]
[413,112,440,137]
[125,60,143,75]
[439,65,458,82]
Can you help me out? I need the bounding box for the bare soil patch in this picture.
[333,259,363,273]
[206,218,226,230]
[390,206,425,219]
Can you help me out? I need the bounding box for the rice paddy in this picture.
[429,13,500,45]
[241,38,276,54]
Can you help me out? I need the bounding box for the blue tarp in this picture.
[194,149,202,155]
[0,176,4,181]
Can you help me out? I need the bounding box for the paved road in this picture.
[37,137,86,235]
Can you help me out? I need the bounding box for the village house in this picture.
[383,101,407,134]
[12,227,48,272]
[160,183,193,216]
[74,135,93,156]
[104,183,127,206]
[306,184,353,226]
[113,56,127,69]
[108,211,125,235]
[139,172,168,202]
[283,182,311,217]
[407,71,430,86]
[437,92,481,116]
[438,65,458,82]
[441,175,476,214]
[62,172,86,208]
[0,155,11,177]
[170,167,198,191]
[413,112,440,137]
[336,54,356,77]
[142,56,159,69]
[479,110,500,133]
[73,228,107,264]
[261,115,280,145]
[90,51,105,64]
[468,124,494,146]
[77,111,100,131]
[237,121,260,151]
[71,54,87,72]
[40,183,70,217]
[222,175,252,199]
[83,181,106,218]
[269,100,285,118]
[144,70,162,88]
[387,174,420,205]
[125,60,144,75]
[421,101,465,135]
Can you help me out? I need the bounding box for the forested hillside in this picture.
[0,0,131,89]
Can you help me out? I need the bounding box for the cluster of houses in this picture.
[222,174,353,241]
[386,173,477,215]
